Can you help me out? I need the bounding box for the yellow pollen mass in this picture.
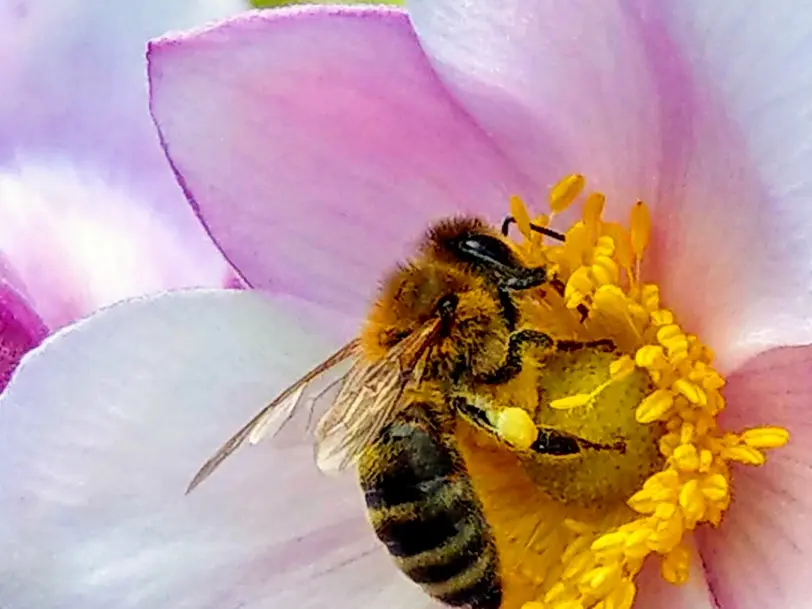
[456,177,790,609]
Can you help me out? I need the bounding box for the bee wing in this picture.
[315,319,442,473]
[186,339,360,493]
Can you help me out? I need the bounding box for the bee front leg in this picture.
[477,329,553,385]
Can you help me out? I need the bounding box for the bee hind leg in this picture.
[477,329,553,385]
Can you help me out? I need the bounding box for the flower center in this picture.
[456,175,790,609]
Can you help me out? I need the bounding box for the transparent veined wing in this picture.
[186,339,359,493]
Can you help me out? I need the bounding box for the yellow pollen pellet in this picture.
[630,201,651,258]
[521,603,545,609]
[636,389,675,423]
[741,426,790,449]
[550,174,586,213]
[496,407,538,449]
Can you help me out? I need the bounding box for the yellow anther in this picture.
[566,267,594,298]
[635,345,668,369]
[640,284,660,310]
[592,284,629,317]
[603,223,633,270]
[592,256,620,285]
[656,324,683,344]
[698,449,714,473]
[594,235,616,258]
[723,444,766,466]
[630,201,651,258]
[672,379,707,406]
[495,407,538,450]
[700,474,729,502]
[591,531,628,552]
[741,426,790,449]
[580,564,620,596]
[650,309,674,326]
[494,177,788,609]
[550,173,586,213]
[661,543,691,585]
[583,192,605,232]
[609,355,636,380]
[678,479,705,524]
[509,195,534,240]
[604,579,636,609]
[672,444,700,472]
[636,389,675,423]
[550,393,593,410]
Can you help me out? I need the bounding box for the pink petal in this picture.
[0,281,47,391]
[0,290,435,609]
[408,0,676,212]
[0,0,243,282]
[632,1,812,369]
[148,6,532,318]
[696,345,812,609]
[0,163,230,329]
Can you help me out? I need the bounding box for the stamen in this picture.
[550,174,586,214]
[480,175,789,609]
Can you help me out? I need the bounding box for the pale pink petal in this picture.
[0,290,435,609]
[0,281,47,391]
[408,0,676,211]
[0,0,245,281]
[634,1,812,369]
[0,163,229,329]
[696,345,812,609]
[634,537,719,609]
[148,6,532,318]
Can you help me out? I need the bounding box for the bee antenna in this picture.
[501,216,566,243]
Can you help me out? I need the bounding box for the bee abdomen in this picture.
[359,409,502,609]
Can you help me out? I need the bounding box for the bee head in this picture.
[420,216,548,291]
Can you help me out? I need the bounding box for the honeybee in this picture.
[189,216,607,609]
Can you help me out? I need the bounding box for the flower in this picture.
[2,2,812,609]
[0,0,247,391]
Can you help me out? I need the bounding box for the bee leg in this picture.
[477,329,554,385]
[555,338,616,352]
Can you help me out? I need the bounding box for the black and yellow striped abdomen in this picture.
[359,405,502,609]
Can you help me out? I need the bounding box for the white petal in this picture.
[0,289,433,609]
